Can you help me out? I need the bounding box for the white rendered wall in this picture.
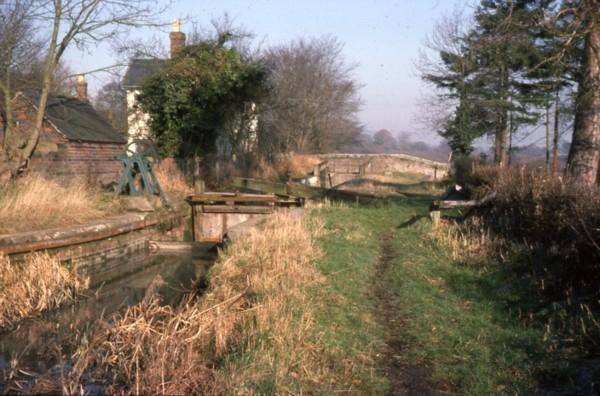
[126,90,150,152]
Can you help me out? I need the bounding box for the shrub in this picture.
[448,156,498,197]
[475,169,600,352]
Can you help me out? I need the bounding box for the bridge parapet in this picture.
[312,153,449,188]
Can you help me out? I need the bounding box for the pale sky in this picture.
[65,0,470,143]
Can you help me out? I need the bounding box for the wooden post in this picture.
[430,210,441,228]
[194,179,205,194]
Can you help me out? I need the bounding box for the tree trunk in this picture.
[1,0,62,178]
[495,118,508,168]
[508,111,514,167]
[567,11,600,185]
[495,67,509,168]
[552,90,560,177]
[545,105,551,169]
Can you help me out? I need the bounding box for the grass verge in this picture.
[311,200,575,395]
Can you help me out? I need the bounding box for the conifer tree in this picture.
[468,0,545,167]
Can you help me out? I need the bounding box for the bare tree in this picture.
[0,0,168,180]
[0,1,41,159]
[416,9,489,157]
[416,8,472,130]
[94,79,127,133]
[263,36,363,154]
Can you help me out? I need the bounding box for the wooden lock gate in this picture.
[187,192,288,243]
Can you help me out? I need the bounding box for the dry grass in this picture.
[153,158,192,194]
[0,175,120,234]
[336,175,444,197]
[365,172,430,184]
[336,179,402,196]
[431,217,496,262]
[251,153,323,181]
[29,210,331,394]
[286,153,322,178]
[0,253,89,331]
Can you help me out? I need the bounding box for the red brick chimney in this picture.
[75,74,87,101]
[170,18,186,58]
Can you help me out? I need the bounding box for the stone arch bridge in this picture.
[306,153,449,188]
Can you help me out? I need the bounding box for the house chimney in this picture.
[170,18,186,58]
[75,73,87,101]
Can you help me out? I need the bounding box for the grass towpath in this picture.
[310,198,550,395]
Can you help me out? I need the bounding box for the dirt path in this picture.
[373,232,438,396]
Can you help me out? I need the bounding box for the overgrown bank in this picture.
[3,194,593,394]
[6,211,355,393]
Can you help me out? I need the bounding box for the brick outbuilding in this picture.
[0,92,126,185]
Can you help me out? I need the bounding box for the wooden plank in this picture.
[230,177,395,204]
[230,177,289,196]
[431,192,497,210]
[433,200,481,209]
[229,177,325,199]
[200,205,274,214]
[187,193,277,204]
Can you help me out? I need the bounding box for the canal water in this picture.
[0,246,215,387]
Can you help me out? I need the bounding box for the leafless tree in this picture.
[94,79,127,133]
[0,1,41,158]
[416,7,473,131]
[263,36,363,154]
[0,0,168,180]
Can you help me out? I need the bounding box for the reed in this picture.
[30,210,327,394]
[153,159,192,194]
[0,252,88,331]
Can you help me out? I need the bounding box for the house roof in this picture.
[41,95,126,144]
[122,58,168,89]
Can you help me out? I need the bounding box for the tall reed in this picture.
[0,253,88,331]
[30,211,327,394]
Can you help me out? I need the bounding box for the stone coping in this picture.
[0,211,186,255]
[317,153,450,168]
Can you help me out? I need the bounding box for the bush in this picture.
[449,156,497,197]
[476,169,600,352]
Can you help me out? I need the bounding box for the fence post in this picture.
[430,210,441,228]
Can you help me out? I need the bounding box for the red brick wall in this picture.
[2,95,124,185]
[30,138,124,185]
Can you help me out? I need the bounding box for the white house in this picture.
[122,19,185,151]
[122,19,258,156]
